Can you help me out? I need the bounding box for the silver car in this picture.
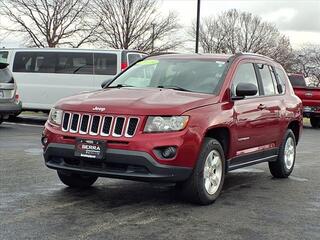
[0,62,22,124]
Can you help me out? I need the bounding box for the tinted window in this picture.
[232,63,259,96]
[13,52,56,73]
[13,52,94,74]
[128,53,142,65]
[56,52,93,74]
[0,51,8,63]
[0,65,13,83]
[110,59,227,94]
[275,68,287,92]
[288,75,306,87]
[94,53,117,75]
[258,64,276,95]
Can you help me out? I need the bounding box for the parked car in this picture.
[0,62,22,124]
[42,53,303,205]
[288,73,320,128]
[0,48,146,112]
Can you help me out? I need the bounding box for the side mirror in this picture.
[234,83,258,99]
[101,78,113,88]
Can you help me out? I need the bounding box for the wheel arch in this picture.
[287,120,301,144]
[204,127,231,159]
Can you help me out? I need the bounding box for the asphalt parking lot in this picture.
[1,119,320,240]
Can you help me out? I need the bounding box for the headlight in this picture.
[144,116,189,133]
[48,108,63,126]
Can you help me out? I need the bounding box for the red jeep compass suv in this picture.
[42,53,303,205]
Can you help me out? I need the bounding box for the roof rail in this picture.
[233,52,274,61]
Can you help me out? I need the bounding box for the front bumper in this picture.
[44,143,193,182]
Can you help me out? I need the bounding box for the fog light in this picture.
[161,147,177,159]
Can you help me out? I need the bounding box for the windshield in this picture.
[0,66,13,83]
[109,58,227,94]
[288,75,306,87]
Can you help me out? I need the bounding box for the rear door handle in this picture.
[258,104,266,110]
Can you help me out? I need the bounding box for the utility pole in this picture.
[151,23,156,53]
[195,0,201,53]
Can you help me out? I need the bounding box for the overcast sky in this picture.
[1,0,319,49]
[160,0,320,48]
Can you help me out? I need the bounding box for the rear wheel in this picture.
[310,117,320,128]
[269,129,296,178]
[180,138,225,205]
[57,171,98,188]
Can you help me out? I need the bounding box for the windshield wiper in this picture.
[107,84,135,88]
[157,85,193,92]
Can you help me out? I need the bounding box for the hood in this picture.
[55,87,219,115]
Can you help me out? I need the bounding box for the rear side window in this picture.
[94,53,117,75]
[0,51,8,63]
[275,68,287,92]
[127,53,142,65]
[257,64,276,95]
[232,63,259,96]
[56,52,93,74]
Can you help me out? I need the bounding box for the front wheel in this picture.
[180,138,225,205]
[310,117,320,128]
[269,129,296,178]
[57,171,98,188]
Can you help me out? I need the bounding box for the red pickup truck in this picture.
[288,73,320,128]
[42,53,302,205]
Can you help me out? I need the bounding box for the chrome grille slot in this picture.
[125,118,139,137]
[113,117,125,137]
[79,115,90,134]
[70,114,80,133]
[62,113,71,131]
[101,116,113,136]
[90,116,101,135]
[61,112,139,138]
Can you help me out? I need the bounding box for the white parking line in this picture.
[3,122,44,128]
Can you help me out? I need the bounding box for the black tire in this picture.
[310,117,320,128]
[269,129,296,178]
[179,138,226,205]
[57,171,98,188]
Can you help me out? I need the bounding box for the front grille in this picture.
[113,117,125,136]
[61,112,139,138]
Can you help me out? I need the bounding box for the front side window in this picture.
[109,58,227,94]
[232,63,259,96]
[258,64,276,95]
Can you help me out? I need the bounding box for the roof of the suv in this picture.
[149,52,276,62]
[151,53,233,60]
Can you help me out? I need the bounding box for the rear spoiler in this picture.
[0,62,9,69]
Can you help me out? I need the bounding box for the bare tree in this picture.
[92,0,181,53]
[292,45,320,87]
[191,9,294,69]
[0,0,99,48]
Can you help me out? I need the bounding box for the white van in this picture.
[0,49,146,111]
